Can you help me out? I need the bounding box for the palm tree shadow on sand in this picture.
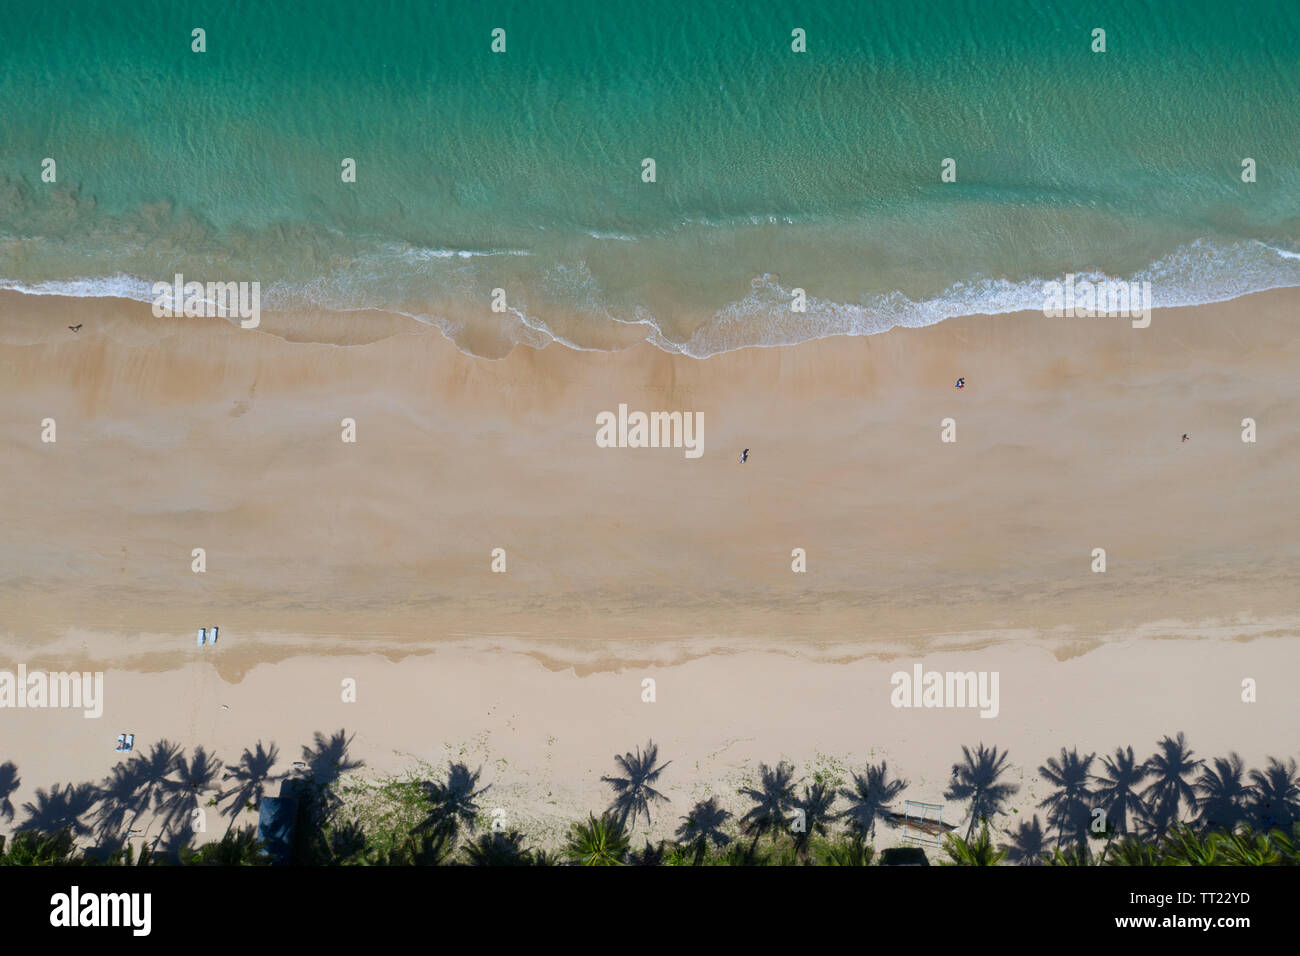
[0,761,21,824]
[90,760,145,851]
[737,761,797,850]
[155,746,224,847]
[1002,814,1048,865]
[675,797,732,865]
[1141,732,1202,837]
[220,741,283,835]
[17,782,99,840]
[1194,753,1255,833]
[1093,745,1150,838]
[839,761,908,840]
[1037,747,1096,848]
[281,729,365,864]
[413,761,489,845]
[297,729,364,787]
[945,743,1019,840]
[1249,757,1300,831]
[601,740,671,830]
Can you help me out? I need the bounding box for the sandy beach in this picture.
[2,287,1298,847]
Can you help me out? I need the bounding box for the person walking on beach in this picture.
[954,377,964,389]
[740,448,749,464]
[1181,434,1189,442]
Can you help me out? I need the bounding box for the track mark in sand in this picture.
[694,736,755,773]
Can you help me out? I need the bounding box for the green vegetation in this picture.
[1,733,1297,866]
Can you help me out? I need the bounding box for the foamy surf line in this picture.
[3,238,1298,358]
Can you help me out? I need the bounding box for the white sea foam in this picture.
[3,238,1297,359]
[0,273,157,303]
[388,244,532,261]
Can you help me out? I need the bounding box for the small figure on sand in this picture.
[740,448,749,464]
[68,324,82,333]
[1181,434,1189,443]
[954,377,965,389]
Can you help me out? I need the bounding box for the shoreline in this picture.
[3,285,1299,665]
[5,271,1300,359]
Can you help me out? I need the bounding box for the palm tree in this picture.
[565,812,630,865]
[1160,824,1220,865]
[947,744,1020,840]
[1002,815,1048,865]
[105,841,156,867]
[1193,753,1255,833]
[1247,757,1300,831]
[463,830,533,866]
[601,741,671,829]
[317,818,370,865]
[413,762,489,844]
[220,741,282,834]
[1141,733,1202,835]
[823,835,875,866]
[839,761,907,839]
[1216,827,1280,866]
[0,829,81,866]
[370,830,450,866]
[1037,747,1096,848]
[1044,844,1094,866]
[675,797,732,865]
[737,761,797,848]
[626,840,667,866]
[791,780,836,858]
[942,820,1006,866]
[0,761,19,823]
[180,826,266,865]
[717,841,766,866]
[1106,837,1160,866]
[1267,823,1300,865]
[1089,817,1120,865]
[1092,746,1149,836]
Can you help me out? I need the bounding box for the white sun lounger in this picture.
[209,626,218,644]
[197,627,207,646]
[123,734,134,752]
[115,733,126,752]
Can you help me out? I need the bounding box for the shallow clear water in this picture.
[1,0,1297,355]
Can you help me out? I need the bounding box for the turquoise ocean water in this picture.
[1,0,1297,356]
